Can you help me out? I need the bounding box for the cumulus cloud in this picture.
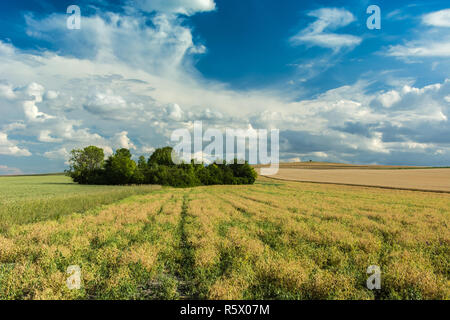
[0,132,31,156]
[34,119,114,157]
[113,131,136,150]
[0,82,15,99]
[378,90,401,108]
[258,78,450,164]
[44,147,69,160]
[51,121,97,143]
[25,82,45,101]
[39,130,62,143]
[166,103,184,121]
[3,29,449,166]
[133,0,216,16]
[84,91,128,120]
[45,90,59,100]
[23,100,54,122]
[0,5,449,171]
[21,83,55,122]
[290,8,362,51]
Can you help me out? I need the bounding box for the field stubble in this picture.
[262,167,450,192]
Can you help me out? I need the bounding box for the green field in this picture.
[0,175,448,300]
[0,175,161,231]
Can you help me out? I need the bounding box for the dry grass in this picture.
[183,180,449,299]
[0,176,448,300]
[0,190,184,299]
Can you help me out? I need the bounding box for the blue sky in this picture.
[0,0,450,174]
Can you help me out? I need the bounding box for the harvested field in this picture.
[260,168,450,192]
[255,162,430,170]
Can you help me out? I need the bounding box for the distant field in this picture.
[254,161,431,170]
[0,175,448,300]
[257,163,450,192]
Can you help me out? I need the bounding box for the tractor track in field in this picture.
[174,191,198,299]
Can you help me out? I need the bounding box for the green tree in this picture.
[204,163,224,185]
[66,146,105,184]
[133,155,148,184]
[104,148,137,185]
[229,159,258,184]
[67,145,257,187]
[148,147,175,166]
[137,156,147,170]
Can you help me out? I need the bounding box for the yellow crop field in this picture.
[0,176,449,300]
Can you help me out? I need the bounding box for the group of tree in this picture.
[66,146,257,187]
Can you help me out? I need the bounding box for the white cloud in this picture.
[369,82,449,124]
[388,41,450,57]
[311,152,328,158]
[60,125,112,149]
[386,9,410,21]
[133,0,216,16]
[140,146,155,155]
[0,165,22,175]
[387,9,450,58]
[423,9,450,27]
[378,90,401,108]
[367,132,389,154]
[0,82,15,99]
[2,122,26,132]
[35,119,114,156]
[39,130,62,143]
[0,132,31,157]
[113,131,136,150]
[44,147,69,160]
[0,41,15,56]
[23,100,54,122]
[84,91,128,120]
[25,82,45,101]
[45,90,59,100]
[25,12,206,76]
[290,8,361,51]
[166,103,184,121]
[0,6,449,170]
[21,83,55,122]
